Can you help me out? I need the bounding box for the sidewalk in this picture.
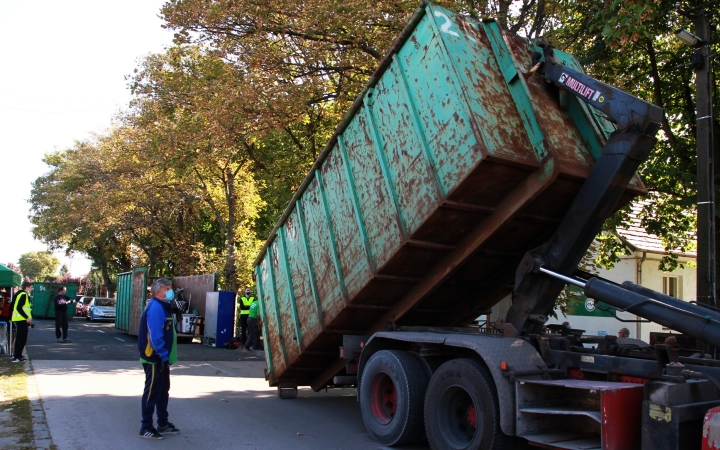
[26,359,52,449]
[0,357,53,450]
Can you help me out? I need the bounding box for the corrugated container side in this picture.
[115,272,132,331]
[128,268,148,336]
[171,274,218,318]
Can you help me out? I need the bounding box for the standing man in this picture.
[238,287,254,344]
[137,278,180,440]
[52,286,72,343]
[244,295,261,351]
[11,281,33,363]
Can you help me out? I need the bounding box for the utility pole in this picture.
[678,6,716,308]
[693,11,715,308]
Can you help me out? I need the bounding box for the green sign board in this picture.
[564,287,616,317]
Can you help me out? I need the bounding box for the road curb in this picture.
[25,357,54,449]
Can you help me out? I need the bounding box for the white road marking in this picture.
[115,337,125,342]
[97,330,105,334]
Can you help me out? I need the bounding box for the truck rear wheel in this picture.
[425,358,510,450]
[360,350,429,446]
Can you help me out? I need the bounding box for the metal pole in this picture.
[694,11,716,308]
[538,267,587,288]
[9,320,13,358]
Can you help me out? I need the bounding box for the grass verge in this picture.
[0,356,35,449]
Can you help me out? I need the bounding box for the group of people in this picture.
[0,276,260,441]
[237,286,261,351]
[0,283,76,363]
[0,282,34,363]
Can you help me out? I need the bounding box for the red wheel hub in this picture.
[466,404,477,428]
[370,373,397,424]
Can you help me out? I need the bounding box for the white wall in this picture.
[547,251,696,343]
[486,251,696,343]
[630,253,695,343]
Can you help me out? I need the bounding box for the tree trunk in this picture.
[223,167,238,292]
[99,261,116,297]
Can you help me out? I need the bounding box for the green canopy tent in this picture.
[0,264,22,287]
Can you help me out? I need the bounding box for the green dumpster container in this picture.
[253,3,645,388]
[115,268,148,333]
[31,283,78,319]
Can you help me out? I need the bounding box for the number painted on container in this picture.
[434,11,459,37]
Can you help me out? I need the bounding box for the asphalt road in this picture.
[24,318,429,450]
[26,317,260,362]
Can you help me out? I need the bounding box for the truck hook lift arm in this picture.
[533,42,664,134]
[505,42,664,337]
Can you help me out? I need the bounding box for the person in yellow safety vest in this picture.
[238,287,254,344]
[11,281,34,363]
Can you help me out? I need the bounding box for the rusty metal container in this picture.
[171,273,218,318]
[116,268,148,336]
[253,3,645,389]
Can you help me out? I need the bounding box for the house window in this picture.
[662,276,680,299]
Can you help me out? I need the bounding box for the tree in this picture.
[544,0,718,274]
[51,273,92,295]
[5,262,22,277]
[127,46,270,290]
[30,138,139,296]
[30,0,718,300]
[18,252,60,282]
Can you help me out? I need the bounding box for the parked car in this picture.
[75,296,92,316]
[86,298,116,322]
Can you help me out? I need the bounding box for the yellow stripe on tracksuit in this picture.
[146,364,155,400]
[145,331,154,358]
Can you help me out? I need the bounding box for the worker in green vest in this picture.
[11,281,34,363]
[244,296,261,351]
[238,287,254,344]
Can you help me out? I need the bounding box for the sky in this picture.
[0,0,175,277]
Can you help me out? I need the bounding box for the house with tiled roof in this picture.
[547,201,697,343]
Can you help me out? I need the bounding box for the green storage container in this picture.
[253,3,645,389]
[115,268,147,333]
[31,283,78,319]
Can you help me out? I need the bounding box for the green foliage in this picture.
[29,0,717,304]
[17,252,60,282]
[546,0,718,272]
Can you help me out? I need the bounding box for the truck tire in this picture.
[425,358,512,450]
[360,350,429,446]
